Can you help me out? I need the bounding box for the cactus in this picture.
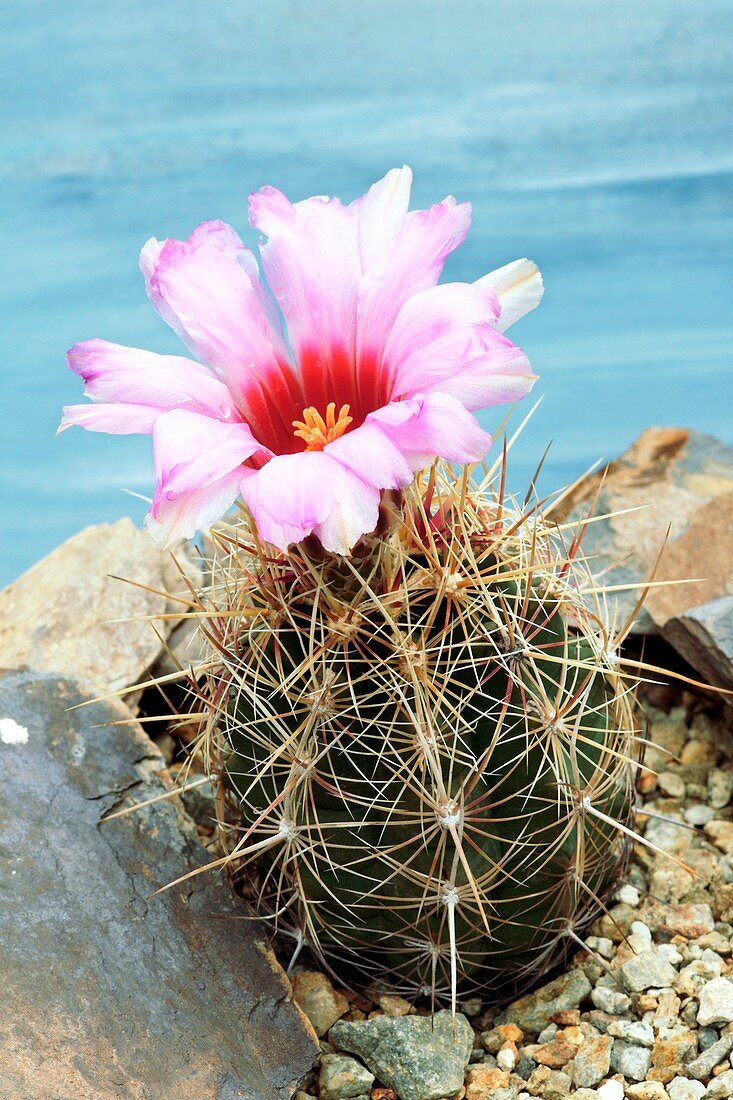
[194,460,637,1004]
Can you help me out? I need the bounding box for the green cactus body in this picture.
[204,467,636,1001]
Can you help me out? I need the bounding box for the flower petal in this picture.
[476,258,544,333]
[67,339,237,420]
[59,403,161,435]
[356,196,472,360]
[369,392,491,467]
[432,342,537,411]
[350,166,413,270]
[384,281,536,411]
[140,220,299,446]
[146,468,243,546]
[249,188,361,411]
[324,413,414,489]
[152,409,263,497]
[384,282,500,395]
[240,451,379,554]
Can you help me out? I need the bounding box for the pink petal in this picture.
[249,188,361,411]
[59,403,161,435]
[324,414,414,489]
[152,409,263,497]
[434,343,537,410]
[383,281,536,411]
[140,220,299,446]
[356,196,472,361]
[240,451,379,554]
[370,393,491,467]
[146,468,244,546]
[384,282,501,396]
[350,166,413,270]
[67,339,237,420]
[476,258,544,333]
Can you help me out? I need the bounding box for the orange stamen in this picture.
[293,402,353,450]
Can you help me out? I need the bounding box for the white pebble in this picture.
[0,717,29,745]
[616,883,640,906]
[597,1081,624,1100]
[497,1046,516,1071]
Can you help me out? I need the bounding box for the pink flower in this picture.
[60,168,542,554]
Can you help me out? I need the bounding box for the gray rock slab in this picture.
[663,595,733,696]
[0,671,318,1100]
[330,1011,473,1100]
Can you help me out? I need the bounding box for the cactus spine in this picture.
[195,461,637,1003]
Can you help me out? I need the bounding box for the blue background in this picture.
[2,0,731,584]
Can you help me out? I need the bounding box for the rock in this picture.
[658,771,687,799]
[596,1081,624,1100]
[506,969,592,1033]
[616,883,641,905]
[650,1032,698,1083]
[378,995,413,1018]
[606,1019,655,1046]
[464,1064,511,1098]
[616,949,678,993]
[705,1069,733,1097]
[318,1054,375,1100]
[571,1035,613,1088]
[590,987,632,1015]
[646,903,716,940]
[685,1033,733,1079]
[664,597,733,695]
[708,769,733,810]
[533,1039,577,1068]
[0,671,317,1099]
[497,1046,517,1072]
[330,1011,473,1100]
[526,1065,573,1099]
[0,519,200,694]
[698,977,733,1026]
[625,1084,670,1100]
[550,428,733,635]
[667,1082,706,1100]
[180,775,216,828]
[292,972,349,1037]
[610,1039,652,1080]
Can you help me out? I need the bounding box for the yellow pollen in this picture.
[292,402,353,450]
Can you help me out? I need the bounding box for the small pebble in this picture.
[616,883,641,906]
[591,987,632,1015]
[666,1080,706,1100]
[698,977,733,1026]
[596,1081,624,1100]
[658,771,686,798]
[606,1019,655,1046]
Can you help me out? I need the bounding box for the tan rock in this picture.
[464,1064,509,1098]
[292,971,349,1036]
[648,1030,697,1083]
[625,1084,669,1100]
[377,994,412,1017]
[644,902,715,939]
[551,428,733,635]
[533,1038,578,1067]
[571,1033,613,1088]
[0,519,200,695]
[705,821,733,855]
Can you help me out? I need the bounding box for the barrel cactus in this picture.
[197,462,637,1003]
[59,165,639,1004]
